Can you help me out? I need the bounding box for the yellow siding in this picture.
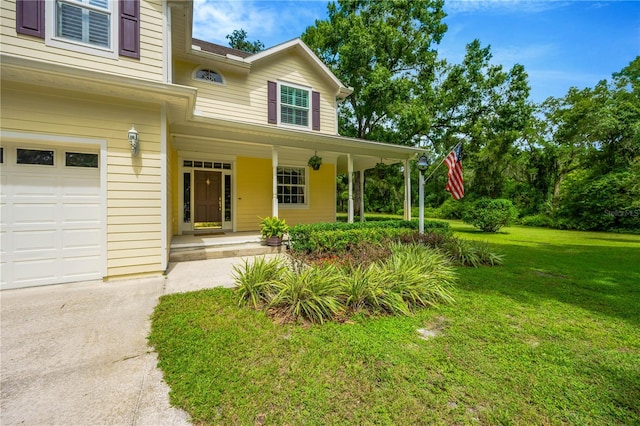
[280,163,336,226]
[235,157,272,231]
[1,82,164,279]
[174,51,338,134]
[234,157,336,231]
[0,0,164,81]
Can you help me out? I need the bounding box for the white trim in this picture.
[272,147,278,217]
[163,2,172,83]
[178,152,236,234]
[348,154,354,223]
[245,38,353,98]
[276,165,310,209]
[160,107,168,271]
[0,131,108,280]
[45,0,118,60]
[277,81,311,130]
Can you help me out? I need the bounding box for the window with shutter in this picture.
[119,0,139,58]
[55,0,111,48]
[274,82,318,130]
[40,1,138,59]
[16,0,45,38]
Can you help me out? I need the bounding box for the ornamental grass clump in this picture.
[269,264,344,324]
[381,243,456,308]
[232,256,286,308]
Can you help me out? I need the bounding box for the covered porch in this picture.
[168,114,422,237]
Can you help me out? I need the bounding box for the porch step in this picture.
[169,242,285,263]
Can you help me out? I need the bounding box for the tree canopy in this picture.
[226,29,264,53]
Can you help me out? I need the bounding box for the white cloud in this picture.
[192,0,328,47]
[193,0,277,44]
[444,0,571,15]
[491,43,556,66]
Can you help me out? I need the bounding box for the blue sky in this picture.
[192,0,640,103]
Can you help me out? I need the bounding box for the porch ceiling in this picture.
[170,115,422,172]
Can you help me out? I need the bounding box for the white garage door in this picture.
[1,144,103,289]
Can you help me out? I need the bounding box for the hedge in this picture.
[289,219,450,253]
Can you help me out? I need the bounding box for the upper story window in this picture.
[268,81,320,131]
[280,84,309,127]
[14,0,140,59]
[195,69,224,84]
[56,0,111,48]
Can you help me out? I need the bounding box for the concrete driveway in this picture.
[0,256,268,425]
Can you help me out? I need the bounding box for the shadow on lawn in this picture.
[460,243,640,326]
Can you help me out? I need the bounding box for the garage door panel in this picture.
[62,176,100,196]
[63,229,101,249]
[62,203,101,223]
[12,203,58,225]
[13,230,58,252]
[0,201,9,227]
[13,258,59,284]
[12,174,57,197]
[62,256,101,279]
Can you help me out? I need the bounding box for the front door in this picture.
[194,171,221,226]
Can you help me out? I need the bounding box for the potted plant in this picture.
[259,216,289,246]
[308,153,322,171]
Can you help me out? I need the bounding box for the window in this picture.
[183,172,191,223]
[277,167,307,205]
[195,69,224,84]
[0,147,4,164]
[65,152,98,168]
[55,0,112,48]
[17,148,54,165]
[280,84,309,127]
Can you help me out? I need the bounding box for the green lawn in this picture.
[149,224,640,425]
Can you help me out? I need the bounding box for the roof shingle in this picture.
[192,38,252,59]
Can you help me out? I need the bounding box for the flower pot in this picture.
[266,236,282,246]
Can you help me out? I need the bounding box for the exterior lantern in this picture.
[416,154,429,172]
[128,125,139,155]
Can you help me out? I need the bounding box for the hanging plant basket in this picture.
[308,154,322,171]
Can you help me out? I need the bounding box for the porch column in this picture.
[272,146,278,218]
[359,169,365,222]
[404,159,412,221]
[348,154,354,223]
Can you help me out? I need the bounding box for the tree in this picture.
[226,29,264,53]
[302,0,447,142]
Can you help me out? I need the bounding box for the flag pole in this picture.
[422,142,461,184]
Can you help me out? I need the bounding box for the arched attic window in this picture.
[194,68,225,84]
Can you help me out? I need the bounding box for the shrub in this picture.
[289,220,450,253]
[269,264,344,324]
[439,198,467,219]
[519,214,555,228]
[462,198,518,232]
[232,256,287,308]
[555,169,640,232]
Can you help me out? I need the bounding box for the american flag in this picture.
[444,143,464,200]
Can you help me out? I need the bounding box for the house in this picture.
[0,0,420,290]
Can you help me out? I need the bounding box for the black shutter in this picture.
[268,81,277,124]
[119,0,140,59]
[16,0,44,38]
[312,91,320,131]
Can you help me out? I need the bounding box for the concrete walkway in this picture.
[0,255,275,425]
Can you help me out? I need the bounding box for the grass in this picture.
[149,224,640,425]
